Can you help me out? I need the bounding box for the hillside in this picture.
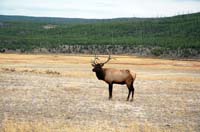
[0,13,200,57]
[0,15,102,24]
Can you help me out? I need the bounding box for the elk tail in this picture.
[131,72,136,82]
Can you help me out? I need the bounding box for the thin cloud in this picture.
[0,0,200,18]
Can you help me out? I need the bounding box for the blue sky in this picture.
[0,0,200,18]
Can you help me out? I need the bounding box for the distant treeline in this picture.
[0,13,200,58]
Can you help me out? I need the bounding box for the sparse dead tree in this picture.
[91,54,136,101]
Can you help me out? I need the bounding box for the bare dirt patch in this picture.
[0,54,200,131]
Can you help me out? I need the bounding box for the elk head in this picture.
[91,54,112,72]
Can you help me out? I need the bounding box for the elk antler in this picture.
[101,54,112,65]
[91,53,99,65]
[92,50,113,66]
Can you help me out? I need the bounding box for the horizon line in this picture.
[0,11,199,20]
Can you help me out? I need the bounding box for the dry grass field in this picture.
[0,54,200,132]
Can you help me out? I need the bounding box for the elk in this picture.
[91,54,136,101]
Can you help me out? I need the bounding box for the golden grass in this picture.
[1,67,199,82]
[1,119,174,132]
[0,54,90,64]
[0,53,199,69]
[139,75,200,82]
[1,54,200,83]
[0,67,92,78]
[2,120,51,132]
[0,54,199,132]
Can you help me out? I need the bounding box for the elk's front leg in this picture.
[108,84,113,100]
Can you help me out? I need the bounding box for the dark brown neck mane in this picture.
[95,69,105,80]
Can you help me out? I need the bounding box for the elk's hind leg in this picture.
[127,88,131,101]
[127,80,134,102]
[130,85,135,102]
[126,81,132,101]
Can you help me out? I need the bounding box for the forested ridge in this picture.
[0,12,199,57]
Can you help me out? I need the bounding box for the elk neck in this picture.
[95,68,105,80]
